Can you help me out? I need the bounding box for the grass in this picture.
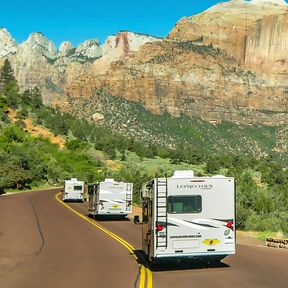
[252,231,287,241]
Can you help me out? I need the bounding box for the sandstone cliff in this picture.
[169,0,288,72]
[0,0,288,126]
[0,29,159,104]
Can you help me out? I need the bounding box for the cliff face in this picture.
[245,13,288,70]
[0,0,288,125]
[65,39,287,124]
[0,28,18,57]
[0,29,159,104]
[168,0,288,72]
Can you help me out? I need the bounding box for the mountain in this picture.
[0,28,160,104]
[168,0,288,72]
[0,0,288,127]
[0,28,17,57]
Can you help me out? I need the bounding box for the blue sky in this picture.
[1,0,229,48]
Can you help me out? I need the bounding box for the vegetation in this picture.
[64,90,288,164]
[0,60,287,236]
[146,40,221,64]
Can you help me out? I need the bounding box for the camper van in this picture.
[62,178,85,202]
[141,170,235,264]
[88,179,133,218]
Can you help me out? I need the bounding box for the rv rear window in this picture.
[167,195,202,214]
[74,185,83,191]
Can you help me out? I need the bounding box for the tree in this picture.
[0,59,16,91]
[0,60,19,108]
[0,162,32,190]
[22,89,33,105]
[31,87,43,108]
[2,124,25,142]
[0,94,8,111]
[205,156,221,174]
[3,80,19,108]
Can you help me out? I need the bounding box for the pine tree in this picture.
[0,59,16,91]
[0,59,19,108]
[31,87,43,108]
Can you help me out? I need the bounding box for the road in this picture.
[0,189,139,288]
[1,189,288,288]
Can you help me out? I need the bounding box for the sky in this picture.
[0,0,259,48]
[0,0,231,47]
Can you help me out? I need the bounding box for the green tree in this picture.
[0,59,16,91]
[205,157,221,174]
[0,162,32,191]
[1,124,25,142]
[66,139,84,150]
[31,87,43,108]
[22,89,33,105]
[236,171,259,212]
[0,60,19,108]
[0,94,8,111]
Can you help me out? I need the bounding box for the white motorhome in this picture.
[140,170,235,264]
[62,178,85,202]
[88,179,133,217]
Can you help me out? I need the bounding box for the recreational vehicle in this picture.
[62,178,85,202]
[88,179,133,218]
[140,170,235,264]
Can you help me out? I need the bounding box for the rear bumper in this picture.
[155,251,235,259]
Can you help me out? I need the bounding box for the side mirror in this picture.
[134,215,140,224]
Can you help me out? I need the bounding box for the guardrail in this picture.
[266,237,288,249]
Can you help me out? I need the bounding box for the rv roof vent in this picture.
[105,178,115,182]
[172,170,194,178]
[211,175,226,178]
[71,178,78,181]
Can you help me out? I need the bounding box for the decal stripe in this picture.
[185,220,218,228]
[211,218,233,223]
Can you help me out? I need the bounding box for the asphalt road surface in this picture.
[1,189,288,288]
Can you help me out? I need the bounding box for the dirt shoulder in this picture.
[236,231,265,246]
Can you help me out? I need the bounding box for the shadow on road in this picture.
[133,250,230,271]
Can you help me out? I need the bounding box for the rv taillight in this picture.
[226,221,234,230]
[156,224,164,232]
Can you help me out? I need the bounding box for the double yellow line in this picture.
[55,192,152,288]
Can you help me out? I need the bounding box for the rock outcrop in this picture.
[168,0,288,72]
[0,28,18,57]
[59,41,74,56]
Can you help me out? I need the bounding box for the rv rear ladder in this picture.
[126,183,132,210]
[156,177,168,248]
